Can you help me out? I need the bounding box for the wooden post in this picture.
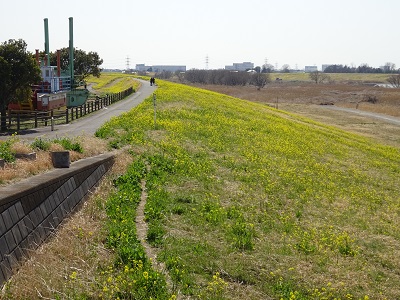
[34,111,38,128]
[66,107,69,124]
[51,110,54,131]
[8,110,11,129]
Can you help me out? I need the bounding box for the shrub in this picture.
[31,138,51,151]
[53,137,83,153]
[0,139,16,162]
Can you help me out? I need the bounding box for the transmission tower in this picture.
[126,56,130,71]
[205,55,209,70]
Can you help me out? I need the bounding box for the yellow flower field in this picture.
[96,80,400,299]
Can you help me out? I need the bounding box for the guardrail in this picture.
[5,87,134,132]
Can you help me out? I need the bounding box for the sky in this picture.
[1,0,399,71]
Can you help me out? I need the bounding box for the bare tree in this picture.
[250,73,271,90]
[309,71,330,84]
[262,63,274,73]
[174,70,185,82]
[387,74,400,88]
[157,70,173,79]
[383,62,396,73]
[281,64,290,73]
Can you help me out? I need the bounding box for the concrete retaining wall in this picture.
[0,153,115,286]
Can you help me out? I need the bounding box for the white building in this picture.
[304,66,318,73]
[225,62,254,71]
[136,64,186,73]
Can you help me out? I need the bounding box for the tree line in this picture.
[156,69,271,89]
[324,63,398,74]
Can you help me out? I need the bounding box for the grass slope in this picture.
[96,80,400,299]
[87,73,141,95]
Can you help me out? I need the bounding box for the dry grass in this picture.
[198,82,400,116]
[0,136,109,185]
[0,152,53,184]
[1,149,134,299]
[10,141,33,154]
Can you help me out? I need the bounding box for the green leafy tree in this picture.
[50,48,103,84]
[0,39,41,131]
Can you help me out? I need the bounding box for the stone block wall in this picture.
[0,153,114,286]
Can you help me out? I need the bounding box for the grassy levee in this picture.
[95,80,400,299]
[87,73,141,95]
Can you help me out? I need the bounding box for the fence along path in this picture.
[6,88,134,132]
[1,79,157,141]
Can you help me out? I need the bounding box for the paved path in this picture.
[323,105,400,126]
[1,79,156,142]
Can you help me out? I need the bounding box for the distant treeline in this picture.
[324,64,399,74]
[157,69,270,86]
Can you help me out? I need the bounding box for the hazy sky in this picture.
[1,0,399,70]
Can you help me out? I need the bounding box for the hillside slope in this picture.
[96,80,400,299]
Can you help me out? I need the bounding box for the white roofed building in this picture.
[225,62,254,71]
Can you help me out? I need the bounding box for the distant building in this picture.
[225,62,254,71]
[136,64,186,73]
[305,66,318,73]
[136,64,147,71]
